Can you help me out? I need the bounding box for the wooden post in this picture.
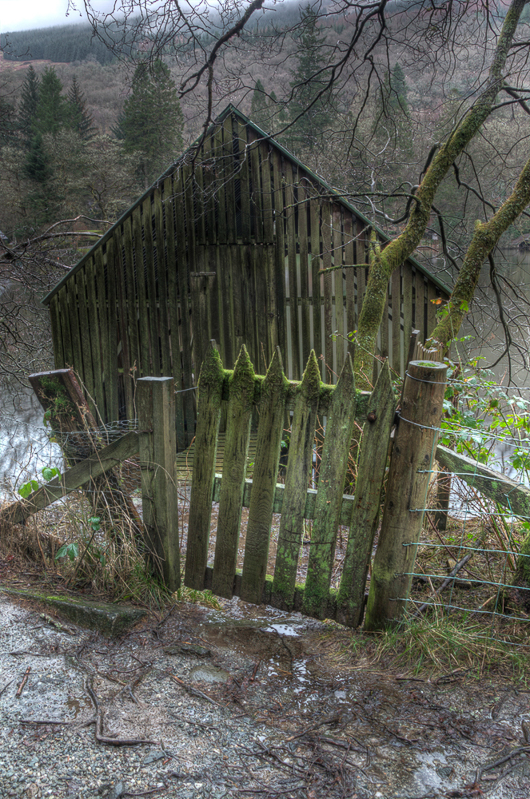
[364,360,447,630]
[137,377,180,592]
[212,346,255,599]
[184,342,224,590]
[271,351,321,609]
[303,354,357,619]
[336,361,396,627]
[240,348,288,604]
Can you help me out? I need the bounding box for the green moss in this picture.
[197,343,224,404]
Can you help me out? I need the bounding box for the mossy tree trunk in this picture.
[352,0,528,382]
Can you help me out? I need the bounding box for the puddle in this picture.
[260,623,301,637]
[189,664,230,684]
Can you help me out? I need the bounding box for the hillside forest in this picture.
[2,0,530,385]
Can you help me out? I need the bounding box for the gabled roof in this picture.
[43,104,450,305]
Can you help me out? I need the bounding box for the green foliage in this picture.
[18,466,60,498]
[117,59,184,186]
[56,542,80,562]
[440,358,530,479]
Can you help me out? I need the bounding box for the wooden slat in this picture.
[380,286,390,361]
[272,351,321,609]
[310,196,322,373]
[162,179,185,445]
[73,272,91,398]
[174,167,195,445]
[104,237,119,420]
[415,271,426,340]
[49,296,65,369]
[241,349,287,603]
[237,119,251,241]
[272,149,286,359]
[231,245,244,355]
[298,179,311,371]
[137,377,180,591]
[284,160,299,380]
[185,343,224,589]
[333,205,345,377]
[154,188,172,378]
[223,114,237,242]
[212,346,255,599]
[249,128,263,243]
[344,214,355,357]
[201,134,217,245]
[94,248,110,420]
[303,355,357,619]
[85,258,105,415]
[240,244,258,366]
[321,202,333,380]
[218,243,234,369]
[131,206,150,377]
[142,196,161,377]
[253,244,268,368]
[58,286,73,369]
[114,229,134,420]
[122,216,140,398]
[70,274,86,389]
[391,266,401,377]
[336,362,396,627]
[355,219,367,315]
[427,281,438,337]
[402,264,413,372]
[261,141,274,242]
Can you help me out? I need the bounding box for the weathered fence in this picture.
[1,349,452,627]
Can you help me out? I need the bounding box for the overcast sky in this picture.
[2,0,88,34]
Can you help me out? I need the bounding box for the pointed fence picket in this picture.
[184,343,398,624]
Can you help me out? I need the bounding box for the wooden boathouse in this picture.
[42,105,450,448]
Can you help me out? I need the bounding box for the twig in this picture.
[0,680,13,697]
[16,667,31,697]
[85,678,158,747]
[168,711,219,730]
[284,716,341,742]
[476,745,530,780]
[169,674,223,707]
[414,553,474,615]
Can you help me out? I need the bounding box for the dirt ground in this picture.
[1,554,530,799]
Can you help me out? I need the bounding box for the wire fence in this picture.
[391,378,530,645]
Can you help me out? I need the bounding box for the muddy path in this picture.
[1,591,530,799]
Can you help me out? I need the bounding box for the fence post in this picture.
[364,360,447,630]
[137,376,180,592]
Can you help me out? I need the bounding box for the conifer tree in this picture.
[286,5,334,153]
[18,65,40,143]
[68,76,96,140]
[34,67,69,136]
[118,59,184,186]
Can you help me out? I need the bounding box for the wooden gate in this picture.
[183,341,396,625]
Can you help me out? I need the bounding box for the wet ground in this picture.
[1,592,530,798]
